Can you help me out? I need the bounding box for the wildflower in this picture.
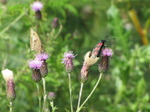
[79,51,99,83]
[35,53,49,61]
[29,59,42,82]
[1,69,16,102]
[51,18,59,28]
[48,92,56,101]
[31,1,43,12]
[35,53,49,77]
[31,1,43,20]
[98,48,113,73]
[62,51,76,73]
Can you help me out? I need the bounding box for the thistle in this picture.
[62,51,75,73]
[98,48,113,73]
[2,69,16,112]
[31,1,43,20]
[35,53,49,77]
[29,59,43,82]
[79,51,99,83]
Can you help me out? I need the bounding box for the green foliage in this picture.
[0,0,150,112]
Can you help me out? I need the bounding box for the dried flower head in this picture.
[98,48,113,73]
[62,51,76,72]
[79,51,99,83]
[84,51,99,66]
[29,59,43,70]
[35,53,49,61]
[31,1,43,12]
[1,69,14,82]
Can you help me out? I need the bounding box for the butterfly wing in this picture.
[30,29,43,53]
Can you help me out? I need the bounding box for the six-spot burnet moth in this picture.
[90,40,106,59]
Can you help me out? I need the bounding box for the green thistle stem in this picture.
[42,78,47,112]
[36,83,42,112]
[76,73,103,112]
[10,101,12,112]
[50,101,56,112]
[76,83,84,111]
[68,73,74,112]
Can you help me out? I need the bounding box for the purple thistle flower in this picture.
[35,53,49,61]
[102,48,113,57]
[62,51,76,72]
[31,1,43,12]
[29,59,43,70]
[98,48,113,73]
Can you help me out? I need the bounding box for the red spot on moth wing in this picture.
[94,47,100,51]
[97,43,103,46]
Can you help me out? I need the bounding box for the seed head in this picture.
[1,69,14,82]
[84,51,99,66]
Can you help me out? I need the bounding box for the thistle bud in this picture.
[51,18,59,28]
[48,92,56,101]
[98,48,113,73]
[29,59,43,82]
[62,51,76,73]
[1,69,16,102]
[35,53,49,77]
[79,51,99,83]
[7,80,16,101]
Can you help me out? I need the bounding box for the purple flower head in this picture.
[102,48,113,57]
[35,53,49,61]
[29,59,43,69]
[62,51,76,72]
[31,1,43,12]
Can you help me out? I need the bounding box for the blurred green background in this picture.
[0,0,150,112]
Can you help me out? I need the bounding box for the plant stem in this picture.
[10,101,12,112]
[76,73,103,112]
[42,78,47,112]
[68,73,74,112]
[36,83,42,112]
[50,101,55,112]
[76,83,84,111]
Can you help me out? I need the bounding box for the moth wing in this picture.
[30,29,42,53]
